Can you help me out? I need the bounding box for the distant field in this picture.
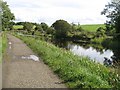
[81,24,105,32]
[13,25,36,30]
[13,25,23,30]
[13,24,106,32]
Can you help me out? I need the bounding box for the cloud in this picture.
[4,0,110,25]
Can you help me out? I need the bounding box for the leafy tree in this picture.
[23,22,34,33]
[41,22,48,32]
[9,22,15,30]
[1,1,15,30]
[52,19,71,38]
[71,23,77,32]
[35,24,43,33]
[46,27,55,34]
[15,22,25,25]
[102,1,120,38]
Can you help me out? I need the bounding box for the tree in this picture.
[101,1,120,38]
[35,24,43,33]
[1,1,15,30]
[23,22,34,33]
[46,27,55,35]
[52,19,71,38]
[41,22,48,32]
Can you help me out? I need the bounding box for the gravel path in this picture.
[2,34,66,88]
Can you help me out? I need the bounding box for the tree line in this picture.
[1,0,120,40]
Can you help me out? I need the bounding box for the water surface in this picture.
[68,44,114,64]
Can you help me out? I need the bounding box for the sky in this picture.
[4,0,111,26]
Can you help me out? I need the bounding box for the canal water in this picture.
[68,43,114,64]
[54,40,120,68]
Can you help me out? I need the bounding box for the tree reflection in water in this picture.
[53,39,120,71]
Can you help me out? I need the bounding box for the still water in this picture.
[54,40,119,66]
[68,44,114,64]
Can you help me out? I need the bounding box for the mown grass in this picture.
[81,24,105,32]
[15,34,120,88]
[13,25,23,30]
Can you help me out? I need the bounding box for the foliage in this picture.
[41,22,48,32]
[52,20,72,39]
[96,27,106,37]
[1,1,15,30]
[35,24,43,33]
[46,27,55,35]
[15,34,120,88]
[23,22,34,33]
[102,1,120,38]
[91,37,106,44]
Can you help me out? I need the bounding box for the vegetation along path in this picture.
[2,34,66,88]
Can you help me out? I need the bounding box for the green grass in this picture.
[13,25,23,30]
[0,32,7,63]
[81,24,105,32]
[15,34,120,88]
[0,35,2,63]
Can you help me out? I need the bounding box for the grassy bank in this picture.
[2,32,7,53]
[16,34,119,88]
[0,35,2,63]
[0,32,7,63]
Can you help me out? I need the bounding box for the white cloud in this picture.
[4,0,111,25]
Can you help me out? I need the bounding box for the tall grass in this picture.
[15,34,120,88]
[1,32,7,63]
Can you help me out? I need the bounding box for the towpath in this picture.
[2,34,66,88]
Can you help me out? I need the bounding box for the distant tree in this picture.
[35,24,43,33]
[15,22,25,25]
[71,23,77,31]
[46,27,55,34]
[52,20,72,38]
[23,22,34,33]
[102,1,120,38]
[41,22,48,32]
[1,1,15,30]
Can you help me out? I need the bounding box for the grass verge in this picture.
[1,32,7,63]
[0,35,1,63]
[15,34,120,88]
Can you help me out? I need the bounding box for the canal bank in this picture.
[15,34,120,88]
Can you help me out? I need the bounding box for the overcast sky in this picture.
[4,0,111,25]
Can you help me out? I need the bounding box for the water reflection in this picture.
[68,44,114,64]
[53,40,120,67]
[111,50,120,68]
